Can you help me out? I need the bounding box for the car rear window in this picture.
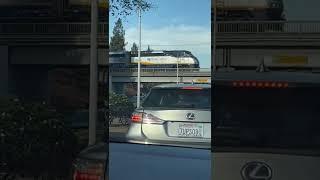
[142,88,211,109]
[213,86,320,150]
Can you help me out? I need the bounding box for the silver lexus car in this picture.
[126,83,211,147]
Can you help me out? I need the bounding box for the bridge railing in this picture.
[1,21,320,34]
[110,68,211,73]
[0,22,107,34]
[217,21,320,33]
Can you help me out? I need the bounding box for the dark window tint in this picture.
[143,88,211,109]
[213,86,320,150]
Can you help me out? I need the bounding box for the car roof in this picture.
[152,83,211,89]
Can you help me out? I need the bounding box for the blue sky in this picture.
[109,0,211,68]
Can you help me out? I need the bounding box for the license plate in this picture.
[169,122,204,138]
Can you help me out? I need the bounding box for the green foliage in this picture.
[0,97,78,177]
[131,42,139,54]
[146,45,152,52]
[110,18,127,52]
[108,93,135,120]
[109,0,153,17]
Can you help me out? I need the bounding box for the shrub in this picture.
[0,97,78,178]
[108,93,135,120]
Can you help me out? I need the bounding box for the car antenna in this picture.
[256,59,270,72]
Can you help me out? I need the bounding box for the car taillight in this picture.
[73,159,105,180]
[232,81,289,88]
[131,112,164,124]
[142,113,164,124]
[131,113,143,123]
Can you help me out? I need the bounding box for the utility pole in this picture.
[137,5,142,108]
[89,0,98,146]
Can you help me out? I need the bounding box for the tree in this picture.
[109,0,154,17]
[110,18,126,52]
[146,45,152,52]
[131,42,138,54]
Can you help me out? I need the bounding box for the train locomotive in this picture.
[109,50,200,69]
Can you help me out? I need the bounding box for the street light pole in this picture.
[88,0,98,146]
[137,6,142,108]
[176,57,179,84]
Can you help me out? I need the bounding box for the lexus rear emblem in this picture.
[186,113,195,120]
[241,162,272,180]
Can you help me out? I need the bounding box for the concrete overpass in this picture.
[108,68,211,94]
[109,68,211,83]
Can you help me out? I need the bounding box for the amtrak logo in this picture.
[186,113,195,120]
[241,162,272,180]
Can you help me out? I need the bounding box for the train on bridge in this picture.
[109,50,200,69]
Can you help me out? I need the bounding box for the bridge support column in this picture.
[0,46,9,96]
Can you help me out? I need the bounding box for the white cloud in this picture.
[124,24,211,67]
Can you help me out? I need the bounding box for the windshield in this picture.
[142,88,211,109]
[213,85,320,152]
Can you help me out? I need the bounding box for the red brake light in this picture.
[252,82,257,87]
[233,82,238,86]
[73,159,104,180]
[131,113,164,124]
[131,113,142,123]
[232,81,289,88]
[73,171,101,180]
